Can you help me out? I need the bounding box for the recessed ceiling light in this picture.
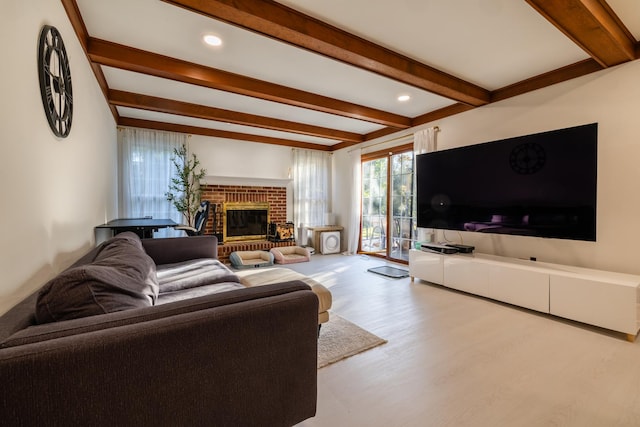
[397,95,411,102]
[203,34,222,47]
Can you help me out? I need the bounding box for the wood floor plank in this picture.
[289,254,640,426]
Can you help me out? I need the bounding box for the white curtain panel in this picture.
[413,127,438,242]
[413,127,437,154]
[346,147,362,255]
[118,128,186,236]
[292,149,331,229]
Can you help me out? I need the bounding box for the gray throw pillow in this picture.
[36,232,159,324]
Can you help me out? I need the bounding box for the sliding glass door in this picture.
[360,144,416,262]
[390,151,415,261]
[361,157,388,255]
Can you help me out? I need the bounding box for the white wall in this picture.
[0,1,117,315]
[334,60,640,275]
[190,136,292,180]
[190,136,297,220]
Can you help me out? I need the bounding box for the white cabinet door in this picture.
[409,249,444,285]
[550,274,639,335]
[489,265,549,313]
[444,256,490,297]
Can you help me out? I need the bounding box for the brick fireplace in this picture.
[200,183,294,263]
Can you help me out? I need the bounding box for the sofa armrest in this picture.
[142,235,218,264]
[0,282,318,426]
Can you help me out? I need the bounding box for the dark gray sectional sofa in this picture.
[0,233,318,426]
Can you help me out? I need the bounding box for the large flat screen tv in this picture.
[416,123,598,241]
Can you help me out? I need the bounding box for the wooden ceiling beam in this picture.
[61,0,119,121]
[109,90,363,142]
[60,0,89,52]
[334,54,607,151]
[162,0,491,106]
[492,59,603,102]
[411,103,475,128]
[330,103,477,151]
[88,38,410,129]
[526,0,637,67]
[118,117,332,151]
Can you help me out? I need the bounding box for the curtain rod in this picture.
[348,126,440,153]
[116,126,192,138]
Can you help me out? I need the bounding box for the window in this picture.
[118,128,185,236]
[292,149,331,228]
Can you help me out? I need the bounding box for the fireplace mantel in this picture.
[203,175,292,187]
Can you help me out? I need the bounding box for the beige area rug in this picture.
[317,315,387,369]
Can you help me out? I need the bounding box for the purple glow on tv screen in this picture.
[416,123,598,241]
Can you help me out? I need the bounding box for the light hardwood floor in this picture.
[285,253,640,427]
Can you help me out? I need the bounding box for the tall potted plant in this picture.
[166,144,207,227]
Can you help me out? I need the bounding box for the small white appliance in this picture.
[320,231,341,254]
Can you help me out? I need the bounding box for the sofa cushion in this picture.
[156,258,239,293]
[35,232,159,324]
[156,281,246,305]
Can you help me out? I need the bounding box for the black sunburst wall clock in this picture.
[38,25,73,138]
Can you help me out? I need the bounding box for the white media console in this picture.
[409,249,640,341]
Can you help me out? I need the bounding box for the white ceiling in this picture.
[72,0,640,149]
[277,0,589,89]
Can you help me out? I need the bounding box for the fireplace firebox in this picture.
[223,202,269,242]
